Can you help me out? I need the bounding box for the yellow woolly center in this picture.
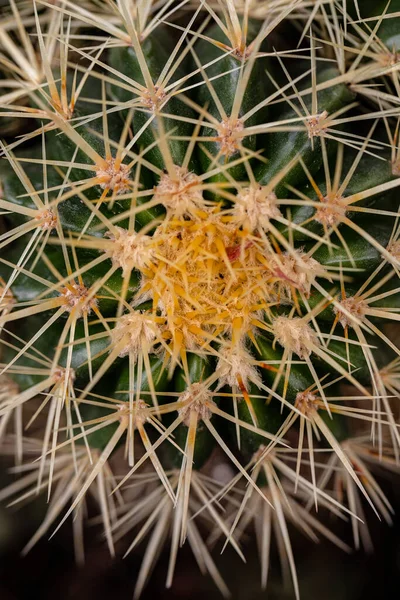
[129,205,324,355]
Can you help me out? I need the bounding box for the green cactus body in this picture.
[1,1,400,598]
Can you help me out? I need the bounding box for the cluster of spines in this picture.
[0,1,400,598]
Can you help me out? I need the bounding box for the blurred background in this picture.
[1,449,400,600]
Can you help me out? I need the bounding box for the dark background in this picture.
[1,458,399,600]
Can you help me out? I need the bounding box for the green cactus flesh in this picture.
[1,1,400,597]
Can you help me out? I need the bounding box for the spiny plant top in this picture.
[1,0,400,597]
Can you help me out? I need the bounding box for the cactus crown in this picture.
[1,0,400,597]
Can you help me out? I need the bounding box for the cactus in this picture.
[1,0,400,597]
